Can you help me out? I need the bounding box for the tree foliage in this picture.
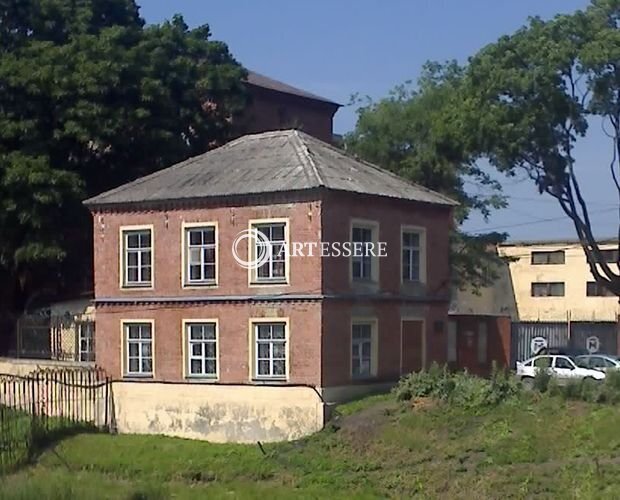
[460,0,620,295]
[345,63,507,290]
[0,0,247,329]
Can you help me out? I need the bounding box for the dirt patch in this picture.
[333,400,398,447]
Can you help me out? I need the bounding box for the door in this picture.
[552,356,579,380]
[401,320,424,374]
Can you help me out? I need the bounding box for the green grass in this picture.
[3,393,620,498]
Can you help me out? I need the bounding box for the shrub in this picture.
[532,368,552,393]
[393,363,521,410]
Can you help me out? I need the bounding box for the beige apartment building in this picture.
[453,238,619,322]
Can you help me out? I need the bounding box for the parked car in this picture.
[575,354,620,372]
[516,354,606,387]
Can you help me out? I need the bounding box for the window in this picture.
[124,322,153,376]
[533,356,551,368]
[253,322,286,379]
[402,229,424,282]
[586,281,615,297]
[251,222,287,283]
[351,226,374,280]
[184,225,216,286]
[186,322,217,378]
[477,322,488,364]
[352,322,375,378]
[595,249,619,264]
[531,250,565,265]
[77,321,95,362]
[447,321,457,363]
[554,356,575,370]
[531,282,565,297]
[122,229,152,287]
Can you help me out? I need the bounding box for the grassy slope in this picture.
[2,393,620,499]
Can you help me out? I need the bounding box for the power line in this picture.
[467,207,617,233]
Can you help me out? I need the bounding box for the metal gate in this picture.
[511,321,618,363]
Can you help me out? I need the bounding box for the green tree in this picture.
[459,0,620,295]
[0,0,247,342]
[345,63,507,291]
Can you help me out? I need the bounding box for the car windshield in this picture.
[575,358,589,368]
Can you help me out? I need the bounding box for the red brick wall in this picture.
[320,191,452,296]
[92,196,323,299]
[239,87,338,143]
[321,302,449,386]
[92,191,453,387]
[449,314,512,376]
[96,301,322,385]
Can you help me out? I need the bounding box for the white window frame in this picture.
[183,320,218,379]
[350,219,380,283]
[121,320,154,378]
[351,318,378,379]
[77,321,95,363]
[119,225,154,289]
[401,226,426,284]
[182,222,218,288]
[248,218,290,285]
[249,318,289,380]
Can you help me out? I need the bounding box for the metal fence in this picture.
[15,314,95,362]
[511,321,618,363]
[0,367,111,473]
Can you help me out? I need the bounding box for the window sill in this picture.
[185,376,219,383]
[250,281,289,286]
[251,377,289,384]
[183,282,217,289]
[122,374,153,380]
[121,284,153,290]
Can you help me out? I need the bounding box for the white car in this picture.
[575,354,620,372]
[516,354,606,386]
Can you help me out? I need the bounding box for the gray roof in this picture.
[84,130,457,208]
[246,70,341,107]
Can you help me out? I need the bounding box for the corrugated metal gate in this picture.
[511,321,617,364]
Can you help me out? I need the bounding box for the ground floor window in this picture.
[352,321,377,378]
[124,322,153,376]
[186,322,217,378]
[253,321,287,379]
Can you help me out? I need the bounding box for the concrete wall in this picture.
[111,382,324,443]
[500,242,619,321]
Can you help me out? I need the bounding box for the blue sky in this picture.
[139,0,617,242]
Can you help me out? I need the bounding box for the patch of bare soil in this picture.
[333,400,398,447]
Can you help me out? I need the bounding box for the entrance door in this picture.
[401,320,424,374]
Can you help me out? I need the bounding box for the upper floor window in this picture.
[594,249,619,264]
[531,250,565,265]
[251,221,288,284]
[351,222,378,281]
[122,228,152,288]
[402,229,425,282]
[184,225,217,286]
[586,281,615,297]
[531,282,565,297]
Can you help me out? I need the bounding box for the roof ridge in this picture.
[295,131,458,205]
[292,130,324,187]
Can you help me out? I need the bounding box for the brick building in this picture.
[84,130,455,441]
[240,71,341,143]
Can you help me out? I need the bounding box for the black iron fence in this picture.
[0,367,111,473]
